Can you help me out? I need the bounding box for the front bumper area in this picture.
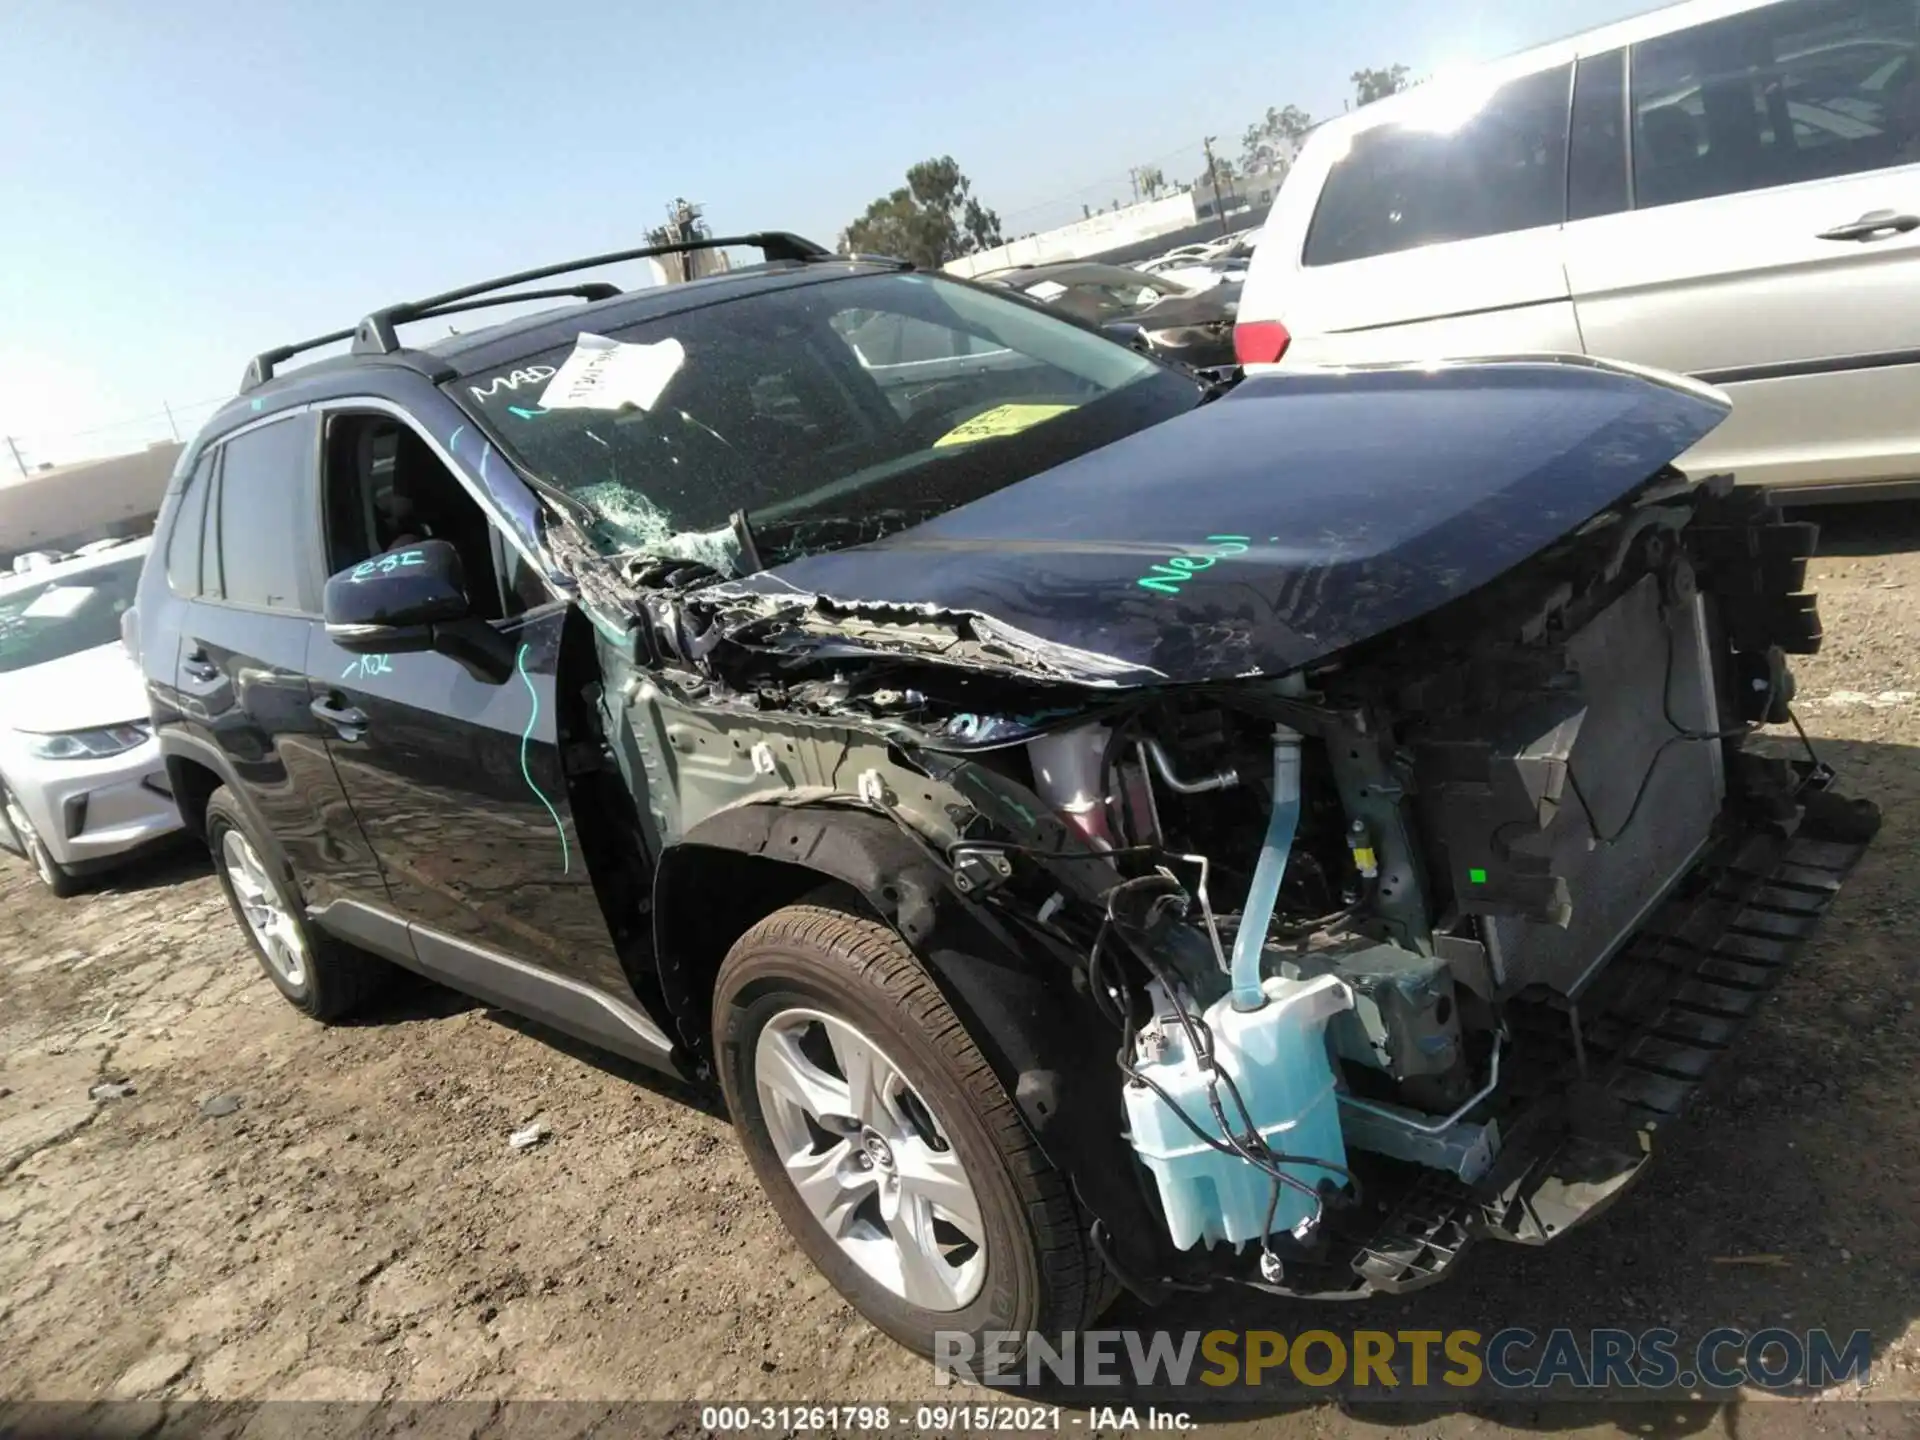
[1226,762,1876,1301]
[1,735,183,872]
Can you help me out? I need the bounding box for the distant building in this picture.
[1194,162,1291,222]
[0,440,183,567]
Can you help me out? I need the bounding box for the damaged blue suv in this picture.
[132,231,1877,1359]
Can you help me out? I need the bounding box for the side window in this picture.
[1304,62,1574,266]
[320,412,511,621]
[1630,0,1920,210]
[165,452,215,596]
[212,417,316,612]
[501,544,553,614]
[1570,48,1631,219]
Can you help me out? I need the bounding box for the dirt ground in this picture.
[3,507,1919,1438]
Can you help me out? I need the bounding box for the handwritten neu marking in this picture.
[1136,536,1252,595]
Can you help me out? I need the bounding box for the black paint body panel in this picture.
[740,361,1731,684]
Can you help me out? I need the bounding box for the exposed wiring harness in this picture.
[1089,874,1359,1281]
[1566,608,1760,845]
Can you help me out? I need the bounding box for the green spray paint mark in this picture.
[1136,536,1252,596]
[516,643,571,875]
[1469,867,1488,885]
[342,653,393,680]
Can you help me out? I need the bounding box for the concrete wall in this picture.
[0,442,183,566]
[945,193,1198,278]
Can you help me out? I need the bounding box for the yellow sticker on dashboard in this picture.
[932,403,1076,447]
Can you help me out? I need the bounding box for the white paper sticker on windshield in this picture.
[1024,280,1068,302]
[538,332,686,412]
[22,585,92,619]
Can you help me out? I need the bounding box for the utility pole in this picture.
[1202,136,1230,236]
[5,436,25,478]
[1128,167,1140,204]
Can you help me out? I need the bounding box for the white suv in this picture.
[1235,0,1920,501]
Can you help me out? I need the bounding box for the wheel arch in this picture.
[652,802,1171,1286]
[158,733,277,863]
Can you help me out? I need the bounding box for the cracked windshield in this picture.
[452,272,1190,574]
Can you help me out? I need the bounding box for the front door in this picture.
[1563,0,1920,492]
[305,406,627,998]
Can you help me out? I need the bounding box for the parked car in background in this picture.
[1136,243,1215,275]
[0,538,180,895]
[980,262,1241,369]
[1236,0,1920,501]
[1141,259,1247,291]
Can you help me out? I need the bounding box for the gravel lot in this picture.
[2,507,1918,1437]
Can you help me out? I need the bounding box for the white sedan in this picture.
[0,539,181,895]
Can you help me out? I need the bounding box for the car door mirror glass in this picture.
[323,540,470,644]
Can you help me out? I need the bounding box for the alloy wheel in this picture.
[221,830,307,989]
[754,1007,987,1311]
[3,789,55,887]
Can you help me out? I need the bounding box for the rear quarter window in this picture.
[164,452,214,596]
[1303,62,1575,266]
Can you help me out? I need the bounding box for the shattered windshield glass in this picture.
[449,272,1199,573]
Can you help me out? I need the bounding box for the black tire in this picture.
[205,785,391,1021]
[0,779,85,898]
[713,901,1113,1360]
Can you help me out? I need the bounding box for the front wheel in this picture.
[713,902,1113,1359]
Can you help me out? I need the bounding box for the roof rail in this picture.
[239,231,834,393]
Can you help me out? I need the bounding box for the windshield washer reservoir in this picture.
[1124,972,1351,1249]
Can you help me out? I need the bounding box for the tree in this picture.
[1240,104,1313,174]
[839,156,1003,268]
[1198,154,1236,189]
[1351,64,1412,107]
[1136,164,1167,199]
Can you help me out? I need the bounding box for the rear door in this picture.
[1563,0,1920,493]
[1255,56,1586,368]
[172,412,389,913]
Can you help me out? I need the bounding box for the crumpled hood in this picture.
[719,358,1731,686]
[0,642,149,735]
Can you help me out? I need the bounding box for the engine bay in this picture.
[941,476,1838,1289]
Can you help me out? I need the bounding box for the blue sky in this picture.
[1,0,1654,466]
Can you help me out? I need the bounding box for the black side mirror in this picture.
[323,540,512,684]
[324,540,469,640]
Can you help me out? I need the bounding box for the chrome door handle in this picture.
[1816,209,1920,241]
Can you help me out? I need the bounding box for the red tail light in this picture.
[1233,320,1291,365]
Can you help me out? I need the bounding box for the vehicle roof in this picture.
[0,537,151,595]
[207,257,910,429]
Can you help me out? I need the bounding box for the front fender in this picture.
[653,802,1175,1291]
